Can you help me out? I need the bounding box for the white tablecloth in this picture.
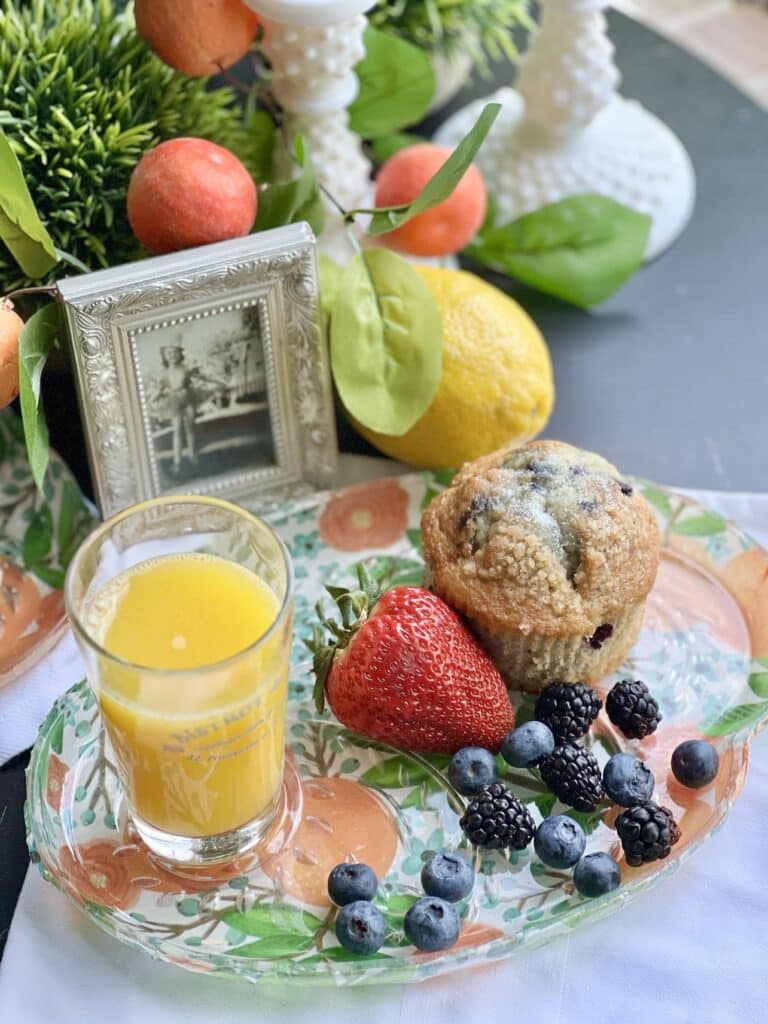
[1,474,767,1023]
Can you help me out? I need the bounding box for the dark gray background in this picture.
[2,12,767,958]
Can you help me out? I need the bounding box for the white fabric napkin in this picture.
[1,482,767,1024]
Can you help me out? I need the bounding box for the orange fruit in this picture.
[0,298,23,408]
[374,144,487,258]
[135,0,260,78]
[260,776,399,907]
[127,138,257,255]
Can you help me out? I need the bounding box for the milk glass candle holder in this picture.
[64,496,294,867]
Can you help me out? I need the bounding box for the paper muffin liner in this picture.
[470,601,647,693]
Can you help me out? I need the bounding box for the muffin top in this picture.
[421,440,661,638]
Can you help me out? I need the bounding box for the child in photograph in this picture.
[160,343,199,477]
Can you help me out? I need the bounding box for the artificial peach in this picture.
[0,298,23,408]
[127,138,257,255]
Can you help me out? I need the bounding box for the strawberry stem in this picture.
[305,564,384,714]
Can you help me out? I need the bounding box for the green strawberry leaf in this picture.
[641,487,674,519]
[749,672,768,698]
[671,513,726,537]
[349,27,434,138]
[331,248,442,436]
[362,103,501,236]
[0,127,57,278]
[703,701,768,737]
[465,194,651,308]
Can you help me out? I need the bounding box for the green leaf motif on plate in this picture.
[331,248,442,436]
[465,194,651,308]
[748,672,768,698]
[222,904,324,941]
[253,136,325,236]
[360,755,439,789]
[364,103,501,236]
[18,302,62,490]
[348,27,434,139]
[233,935,316,959]
[0,126,58,278]
[671,513,726,537]
[641,487,674,519]
[703,701,768,737]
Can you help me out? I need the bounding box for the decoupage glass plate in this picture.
[25,474,768,985]
[0,410,94,691]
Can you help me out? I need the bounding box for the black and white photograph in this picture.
[135,303,276,492]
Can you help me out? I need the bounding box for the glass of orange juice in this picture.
[64,496,294,867]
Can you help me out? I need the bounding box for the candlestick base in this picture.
[434,87,695,261]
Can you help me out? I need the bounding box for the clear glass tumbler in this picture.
[64,496,294,867]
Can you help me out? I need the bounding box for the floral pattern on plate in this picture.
[25,473,767,985]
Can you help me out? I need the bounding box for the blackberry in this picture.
[534,682,602,743]
[539,744,604,811]
[460,781,535,850]
[606,680,662,739]
[615,801,680,866]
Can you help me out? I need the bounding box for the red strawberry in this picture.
[308,568,514,755]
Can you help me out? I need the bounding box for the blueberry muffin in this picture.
[421,441,660,691]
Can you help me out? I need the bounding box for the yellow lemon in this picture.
[354,267,555,469]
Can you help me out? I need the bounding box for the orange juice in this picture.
[87,553,289,837]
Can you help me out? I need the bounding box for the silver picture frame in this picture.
[57,224,337,519]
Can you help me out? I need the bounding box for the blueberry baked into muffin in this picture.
[421,441,660,691]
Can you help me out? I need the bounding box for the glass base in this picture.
[123,756,303,877]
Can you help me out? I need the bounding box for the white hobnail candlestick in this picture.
[245,0,375,258]
[434,0,695,260]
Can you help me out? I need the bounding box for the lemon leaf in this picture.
[0,127,57,279]
[349,27,434,138]
[362,103,501,236]
[465,194,651,307]
[18,301,61,490]
[254,136,325,236]
[330,249,442,436]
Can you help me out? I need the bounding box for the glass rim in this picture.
[64,494,295,677]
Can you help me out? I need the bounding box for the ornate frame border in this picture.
[57,225,337,518]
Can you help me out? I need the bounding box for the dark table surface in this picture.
[2,11,767,960]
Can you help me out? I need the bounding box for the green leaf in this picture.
[465,194,651,308]
[365,103,501,236]
[18,302,61,490]
[406,528,423,555]
[331,249,442,436]
[641,487,674,519]
[232,934,316,959]
[749,672,768,698]
[671,513,726,537]
[56,477,88,564]
[301,947,393,964]
[532,792,557,818]
[360,755,438,789]
[369,133,426,164]
[0,127,57,279]
[246,110,277,183]
[48,715,65,756]
[318,253,342,327]
[28,564,65,590]
[222,905,324,940]
[253,136,325,236]
[565,807,605,836]
[349,27,435,138]
[703,701,768,737]
[22,505,53,567]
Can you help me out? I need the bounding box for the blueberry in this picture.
[421,852,474,903]
[671,740,719,789]
[500,722,555,768]
[403,897,461,952]
[533,814,586,869]
[573,853,621,897]
[328,863,378,906]
[602,753,655,806]
[334,900,387,955]
[448,746,498,796]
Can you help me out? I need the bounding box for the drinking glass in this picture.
[64,496,294,867]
